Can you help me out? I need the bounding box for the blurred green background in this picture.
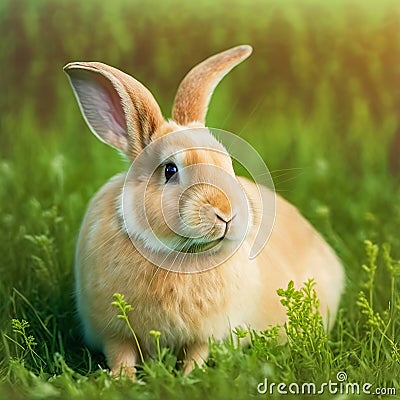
[2,0,400,167]
[0,0,400,394]
[2,0,399,161]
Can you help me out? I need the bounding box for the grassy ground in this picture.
[1,0,400,398]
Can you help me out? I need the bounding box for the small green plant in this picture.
[231,326,249,350]
[250,326,280,352]
[357,241,400,364]
[149,330,162,363]
[278,279,332,378]
[144,330,178,378]
[111,293,144,364]
[9,319,44,368]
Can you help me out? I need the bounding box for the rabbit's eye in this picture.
[165,163,178,183]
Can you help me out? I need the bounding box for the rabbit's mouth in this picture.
[178,237,224,254]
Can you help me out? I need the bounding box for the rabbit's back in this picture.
[238,176,344,331]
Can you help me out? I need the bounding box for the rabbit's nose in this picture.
[199,205,228,225]
[214,209,236,224]
[215,212,236,236]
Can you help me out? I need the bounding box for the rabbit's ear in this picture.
[172,45,252,126]
[64,62,164,158]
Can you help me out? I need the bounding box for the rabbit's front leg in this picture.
[182,342,209,375]
[104,339,138,378]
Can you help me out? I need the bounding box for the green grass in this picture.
[1,0,400,398]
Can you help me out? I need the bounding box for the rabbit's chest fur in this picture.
[129,254,261,354]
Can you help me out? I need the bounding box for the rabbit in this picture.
[64,45,344,377]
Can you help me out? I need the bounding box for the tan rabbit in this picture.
[64,45,344,376]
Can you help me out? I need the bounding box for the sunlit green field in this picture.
[1,0,399,398]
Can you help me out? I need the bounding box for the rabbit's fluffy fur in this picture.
[64,45,344,376]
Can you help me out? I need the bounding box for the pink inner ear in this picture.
[66,68,129,150]
[101,79,128,138]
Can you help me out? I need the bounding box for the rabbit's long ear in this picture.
[64,62,164,158]
[172,45,252,126]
